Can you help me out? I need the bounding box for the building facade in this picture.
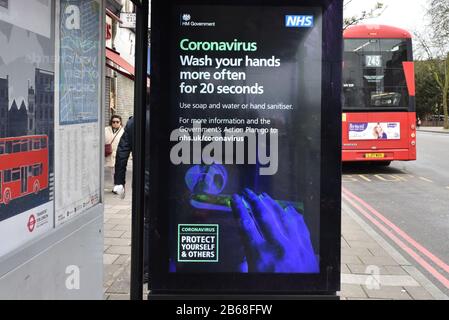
[34,68,55,170]
[0,76,8,138]
[105,0,136,127]
[7,100,27,137]
[27,85,35,135]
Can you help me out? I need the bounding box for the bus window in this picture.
[28,166,34,176]
[21,141,29,152]
[12,142,21,153]
[343,38,410,110]
[4,170,11,183]
[11,168,20,181]
[33,139,41,150]
[0,142,4,155]
[41,138,47,149]
[5,141,12,154]
[33,164,41,176]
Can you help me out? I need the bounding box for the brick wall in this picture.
[104,73,134,128]
[116,73,134,126]
[105,76,112,127]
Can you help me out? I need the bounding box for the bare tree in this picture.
[417,0,449,129]
[343,1,386,30]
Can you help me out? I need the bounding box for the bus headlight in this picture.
[411,133,416,138]
[411,140,416,146]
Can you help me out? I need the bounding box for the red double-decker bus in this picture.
[0,135,49,205]
[342,25,417,165]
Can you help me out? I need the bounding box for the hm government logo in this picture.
[182,13,191,22]
[180,13,215,27]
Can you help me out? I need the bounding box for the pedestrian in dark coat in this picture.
[113,115,150,283]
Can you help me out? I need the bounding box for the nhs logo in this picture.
[285,15,314,28]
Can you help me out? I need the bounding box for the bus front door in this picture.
[21,167,28,194]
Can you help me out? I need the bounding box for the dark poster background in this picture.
[167,5,323,274]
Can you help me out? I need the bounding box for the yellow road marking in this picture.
[342,175,358,183]
[375,174,402,182]
[358,174,372,182]
[393,175,407,182]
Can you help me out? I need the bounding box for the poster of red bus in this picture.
[0,136,49,206]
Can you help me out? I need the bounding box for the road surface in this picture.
[343,131,449,296]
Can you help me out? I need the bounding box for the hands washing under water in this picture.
[231,189,319,273]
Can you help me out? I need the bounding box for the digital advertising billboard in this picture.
[149,0,342,296]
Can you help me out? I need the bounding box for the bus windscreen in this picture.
[343,38,410,111]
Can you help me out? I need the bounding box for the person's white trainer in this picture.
[112,185,126,199]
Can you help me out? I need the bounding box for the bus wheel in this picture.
[33,182,40,194]
[378,161,391,167]
[3,189,11,205]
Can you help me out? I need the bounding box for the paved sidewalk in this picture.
[103,171,446,300]
[103,163,135,300]
[340,203,447,300]
[103,189,133,300]
[418,126,449,134]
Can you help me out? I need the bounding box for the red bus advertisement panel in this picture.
[342,112,417,162]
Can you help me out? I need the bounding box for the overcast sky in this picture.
[344,0,430,35]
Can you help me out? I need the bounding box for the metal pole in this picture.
[130,0,148,300]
